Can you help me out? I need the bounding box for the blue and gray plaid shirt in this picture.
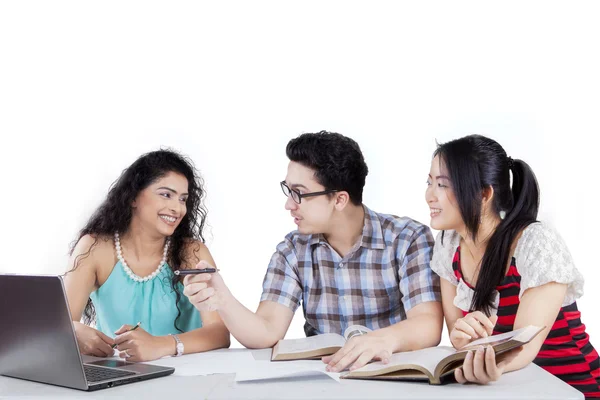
[261,205,441,336]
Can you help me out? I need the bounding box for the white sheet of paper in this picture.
[146,349,256,376]
[235,360,341,382]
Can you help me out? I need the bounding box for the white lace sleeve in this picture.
[430,230,461,285]
[514,222,585,306]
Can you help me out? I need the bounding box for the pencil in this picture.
[112,322,141,348]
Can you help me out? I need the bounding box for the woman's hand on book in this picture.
[183,261,232,312]
[450,311,498,349]
[455,345,522,384]
[322,334,393,373]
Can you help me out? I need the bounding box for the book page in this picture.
[459,325,542,351]
[276,333,346,354]
[351,346,456,376]
[343,324,372,340]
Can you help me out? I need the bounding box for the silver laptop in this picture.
[0,274,175,391]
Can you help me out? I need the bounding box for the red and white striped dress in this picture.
[431,223,600,398]
[453,249,600,397]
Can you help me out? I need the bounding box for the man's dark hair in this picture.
[286,130,368,205]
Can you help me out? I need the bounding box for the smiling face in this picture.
[425,155,466,232]
[283,161,337,235]
[131,171,189,237]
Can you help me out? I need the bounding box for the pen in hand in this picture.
[174,268,219,276]
[112,322,141,349]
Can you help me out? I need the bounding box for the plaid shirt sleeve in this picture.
[260,237,303,312]
[397,225,441,312]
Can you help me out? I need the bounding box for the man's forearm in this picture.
[217,296,284,349]
[375,309,443,353]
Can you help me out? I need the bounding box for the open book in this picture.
[341,325,544,385]
[271,325,372,361]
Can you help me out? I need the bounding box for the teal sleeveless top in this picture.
[90,260,202,337]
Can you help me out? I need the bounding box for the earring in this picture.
[499,210,506,220]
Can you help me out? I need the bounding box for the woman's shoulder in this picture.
[430,230,461,284]
[66,234,117,287]
[515,221,564,254]
[180,238,212,267]
[433,229,461,254]
[513,221,584,303]
[70,234,115,265]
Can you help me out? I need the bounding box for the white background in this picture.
[0,1,598,348]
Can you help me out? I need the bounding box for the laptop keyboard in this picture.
[84,365,136,383]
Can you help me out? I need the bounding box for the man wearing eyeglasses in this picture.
[183,131,442,372]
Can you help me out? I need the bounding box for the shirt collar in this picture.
[308,205,385,250]
[359,205,386,250]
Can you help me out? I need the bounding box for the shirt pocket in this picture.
[360,287,402,326]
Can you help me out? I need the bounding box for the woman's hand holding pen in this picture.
[183,260,231,312]
[449,312,523,384]
[450,311,497,349]
[73,321,115,357]
[114,324,173,362]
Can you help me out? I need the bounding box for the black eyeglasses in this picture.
[280,181,339,204]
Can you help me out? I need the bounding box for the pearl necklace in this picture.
[114,232,170,282]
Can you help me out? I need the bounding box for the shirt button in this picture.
[339,262,344,268]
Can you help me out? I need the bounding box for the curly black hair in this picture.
[67,149,208,332]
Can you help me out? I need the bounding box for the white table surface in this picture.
[0,349,584,399]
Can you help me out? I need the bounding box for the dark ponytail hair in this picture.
[435,135,540,316]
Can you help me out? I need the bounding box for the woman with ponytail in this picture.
[64,149,230,362]
[426,135,599,397]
